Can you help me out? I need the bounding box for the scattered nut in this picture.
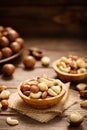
[6,117,19,126]
[80,90,87,98]
[23,55,36,69]
[69,111,84,126]
[0,90,10,99]
[1,100,8,109]
[76,83,87,91]
[41,56,50,67]
[80,100,87,108]
[2,64,15,76]
[28,47,44,60]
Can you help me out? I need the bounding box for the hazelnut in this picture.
[1,100,8,109]
[3,64,15,76]
[21,84,30,92]
[0,36,9,47]
[10,42,21,53]
[23,91,30,96]
[69,111,84,126]
[7,29,19,41]
[1,47,12,58]
[30,85,39,93]
[41,56,50,67]
[23,55,36,69]
[0,85,7,93]
[42,91,48,99]
[80,100,87,108]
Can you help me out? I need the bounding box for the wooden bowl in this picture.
[53,60,87,82]
[17,82,66,109]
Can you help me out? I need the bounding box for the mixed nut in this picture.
[56,55,87,74]
[20,75,63,99]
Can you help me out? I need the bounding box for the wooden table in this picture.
[0,38,87,130]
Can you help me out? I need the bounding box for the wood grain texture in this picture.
[0,38,87,130]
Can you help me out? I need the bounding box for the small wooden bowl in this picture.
[53,60,87,82]
[17,83,65,109]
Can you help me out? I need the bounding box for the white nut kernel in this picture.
[30,91,42,99]
[53,79,63,86]
[51,85,61,94]
[37,77,54,87]
[48,88,57,97]
[0,90,10,99]
[69,111,84,123]
[59,65,71,73]
[38,82,48,91]
[0,103,2,111]
[80,100,87,108]
[77,68,87,74]
[76,59,86,68]
[41,56,50,66]
[76,83,87,91]
[6,117,19,126]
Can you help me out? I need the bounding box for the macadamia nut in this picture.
[41,56,50,66]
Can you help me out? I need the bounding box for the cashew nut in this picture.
[6,117,19,125]
[37,77,54,87]
[51,85,61,94]
[59,65,71,73]
[38,82,48,91]
[60,62,66,68]
[53,79,63,86]
[48,88,57,97]
[30,91,42,99]
[0,90,10,99]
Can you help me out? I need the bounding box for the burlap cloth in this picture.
[8,82,79,123]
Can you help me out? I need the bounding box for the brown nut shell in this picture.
[1,100,8,109]
[3,64,15,76]
[23,56,36,69]
[80,90,87,98]
[1,47,12,58]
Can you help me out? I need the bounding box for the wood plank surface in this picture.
[0,38,87,130]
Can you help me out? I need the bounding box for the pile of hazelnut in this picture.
[0,85,10,110]
[20,74,62,99]
[56,55,87,74]
[0,26,24,60]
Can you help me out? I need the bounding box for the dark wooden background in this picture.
[0,0,87,37]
